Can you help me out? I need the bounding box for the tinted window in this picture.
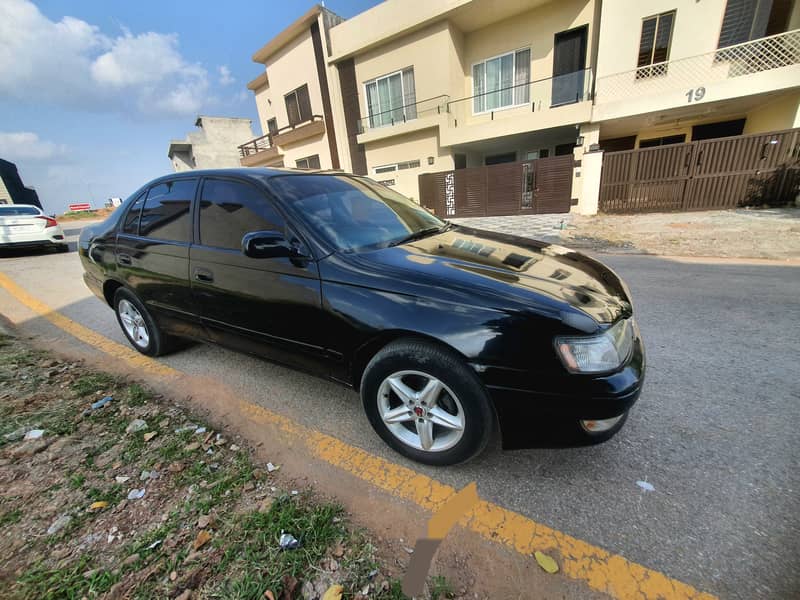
[139,180,194,242]
[122,193,146,235]
[0,205,40,216]
[199,179,284,250]
[269,175,443,252]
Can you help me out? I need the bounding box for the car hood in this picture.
[350,225,632,325]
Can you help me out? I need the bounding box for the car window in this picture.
[0,205,40,216]
[269,175,444,252]
[121,192,146,235]
[139,179,194,243]
[199,179,285,250]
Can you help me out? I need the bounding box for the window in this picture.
[199,179,284,250]
[472,48,530,113]
[284,84,312,126]
[637,11,675,78]
[373,160,420,174]
[718,0,773,48]
[638,134,686,148]
[121,192,146,235]
[0,205,39,216]
[296,155,321,170]
[139,180,194,243]
[485,152,516,165]
[365,67,417,129]
[267,118,278,137]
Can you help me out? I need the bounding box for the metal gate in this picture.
[419,154,573,218]
[599,128,800,213]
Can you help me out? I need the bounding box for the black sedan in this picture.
[79,169,644,465]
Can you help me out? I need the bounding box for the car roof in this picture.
[148,167,350,186]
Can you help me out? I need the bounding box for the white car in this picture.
[0,204,69,252]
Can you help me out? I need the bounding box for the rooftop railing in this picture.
[595,28,800,105]
[238,115,324,157]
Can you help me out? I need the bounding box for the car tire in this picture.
[570,410,629,445]
[113,288,176,357]
[361,339,495,466]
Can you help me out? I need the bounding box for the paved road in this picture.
[1,222,798,599]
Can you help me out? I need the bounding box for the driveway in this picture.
[0,222,798,599]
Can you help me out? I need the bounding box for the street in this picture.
[1,222,799,599]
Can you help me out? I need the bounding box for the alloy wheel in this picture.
[118,299,150,349]
[376,370,465,452]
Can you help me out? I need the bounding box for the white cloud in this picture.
[218,65,236,86]
[0,0,209,117]
[0,132,66,161]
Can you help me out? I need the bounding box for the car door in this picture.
[115,178,203,338]
[189,176,328,375]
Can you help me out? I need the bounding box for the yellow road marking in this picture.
[0,271,716,600]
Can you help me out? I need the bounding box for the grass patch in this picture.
[0,507,22,528]
[68,473,85,489]
[16,556,119,599]
[126,383,151,406]
[71,373,116,397]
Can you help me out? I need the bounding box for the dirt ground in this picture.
[0,332,458,600]
[565,207,800,260]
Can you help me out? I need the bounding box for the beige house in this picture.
[590,0,800,151]
[168,116,256,172]
[242,6,345,171]
[242,0,800,213]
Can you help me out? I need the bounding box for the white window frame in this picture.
[373,159,420,175]
[364,69,414,129]
[471,47,531,115]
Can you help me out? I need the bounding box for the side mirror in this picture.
[242,230,293,259]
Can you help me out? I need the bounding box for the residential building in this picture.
[591,0,800,150]
[168,116,256,172]
[241,6,345,171]
[327,0,600,202]
[0,159,42,208]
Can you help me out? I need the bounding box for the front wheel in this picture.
[361,339,495,466]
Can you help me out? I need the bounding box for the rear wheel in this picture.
[361,339,494,466]
[113,288,175,356]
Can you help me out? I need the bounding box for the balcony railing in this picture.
[357,95,449,134]
[238,115,325,158]
[446,68,593,128]
[595,28,800,105]
[238,132,274,158]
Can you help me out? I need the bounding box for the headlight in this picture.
[555,318,634,374]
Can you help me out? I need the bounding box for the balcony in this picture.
[238,133,283,167]
[272,115,325,147]
[356,95,449,144]
[593,29,800,121]
[441,69,594,147]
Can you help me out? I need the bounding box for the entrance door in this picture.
[552,26,588,106]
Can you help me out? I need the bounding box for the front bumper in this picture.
[486,329,645,449]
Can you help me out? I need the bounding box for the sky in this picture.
[0,0,379,214]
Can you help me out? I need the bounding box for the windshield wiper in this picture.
[388,224,448,247]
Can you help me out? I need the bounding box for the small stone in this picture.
[259,497,275,513]
[243,481,255,492]
[329,558,339,571]
[266,462,279,473]
[193,529,212,550]
[140,470,151,481]
[170,570,178,581]
[229,444,240,452]
[115,476,130,484]
[197,515,215,529]
[125,419,147,433]
[47,514,71,535]
[168,461,185,473]
[143,431,158,442]
[176,590,192,600]
[122,553,139,567]
[333,543,345,558]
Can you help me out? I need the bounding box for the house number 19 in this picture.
[686,87,706,103]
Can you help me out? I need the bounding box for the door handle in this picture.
[193,268,214,283]
[117,253,132,266]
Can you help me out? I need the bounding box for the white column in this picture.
[571,123,602,216]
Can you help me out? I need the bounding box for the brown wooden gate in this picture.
[419,154,573,218]
[599,128,800,213]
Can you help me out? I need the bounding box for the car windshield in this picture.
[269,175,445,252]
[0,205,40,216]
